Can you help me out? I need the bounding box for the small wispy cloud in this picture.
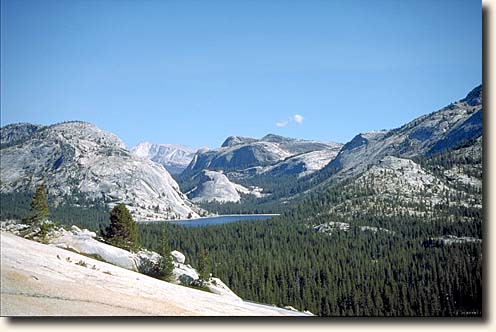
[275,114,304,127]
[293,114,304,124]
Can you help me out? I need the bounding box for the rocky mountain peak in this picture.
[0,122,202,221]
[0,122,43,147]
[261,134,293,143]
[317,85,483,182]
[341,130,387,152]
[45,121,126,150]
[461,84,482,107]
[221,136,257,147]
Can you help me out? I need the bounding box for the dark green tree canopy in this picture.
[197,247,211,281]
[158,226,174,281]
[102,204,138,251]
[29,184,50,224]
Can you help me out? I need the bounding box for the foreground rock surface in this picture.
[1,231,308,316]
[44,224,234,298]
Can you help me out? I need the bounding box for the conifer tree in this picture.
[102,204,138,251]
[197,247,211,281]
[29,184,49,224]
[158,226,174,281]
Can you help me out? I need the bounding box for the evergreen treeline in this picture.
[137,214,481,316]
[0,192,109,231]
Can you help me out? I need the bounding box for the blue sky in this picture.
[1,0,481,148]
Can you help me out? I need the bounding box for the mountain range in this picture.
[0,85,482,222]
[178,134,343,202]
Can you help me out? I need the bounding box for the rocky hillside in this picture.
[261,148,341,178]
[131,142,197,174]
[0,231,308,316]
[0,121,201,221]
[187,170,264,203]
[185,134,341,174]
[179,134,342,202]
[317,153,481,223]
[318,85,482,182]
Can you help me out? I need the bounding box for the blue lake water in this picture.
[166,214,279,228]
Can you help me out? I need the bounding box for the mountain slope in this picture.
[0,121,200,221]
[179,134,342,202]
[260,148,341,178]
[185,134,341,175]
[131,142,197,174]
[187,170,264,203]
[0,231,307,316]
[317,85,482,182]
[0,123,44,148]
[311,152,481,226]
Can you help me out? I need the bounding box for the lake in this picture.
[167,214,279,228]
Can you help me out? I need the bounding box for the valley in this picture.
[0,85,483,316]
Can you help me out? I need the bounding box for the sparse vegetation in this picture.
[76,260,87,267]
[137,227,174,282]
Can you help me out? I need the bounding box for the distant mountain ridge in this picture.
[179,134,343,203]
[131,142,197,174]
[315,84,482,182]
[184,134,342,175]
[181,84,482,211]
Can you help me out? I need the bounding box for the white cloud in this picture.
[275,114,304,127]
[293,114,304,124]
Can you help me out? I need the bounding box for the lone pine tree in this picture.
[29,184,49,224]
[197,247,211,281]
[102,204,138,251]
[158,226,174,281]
